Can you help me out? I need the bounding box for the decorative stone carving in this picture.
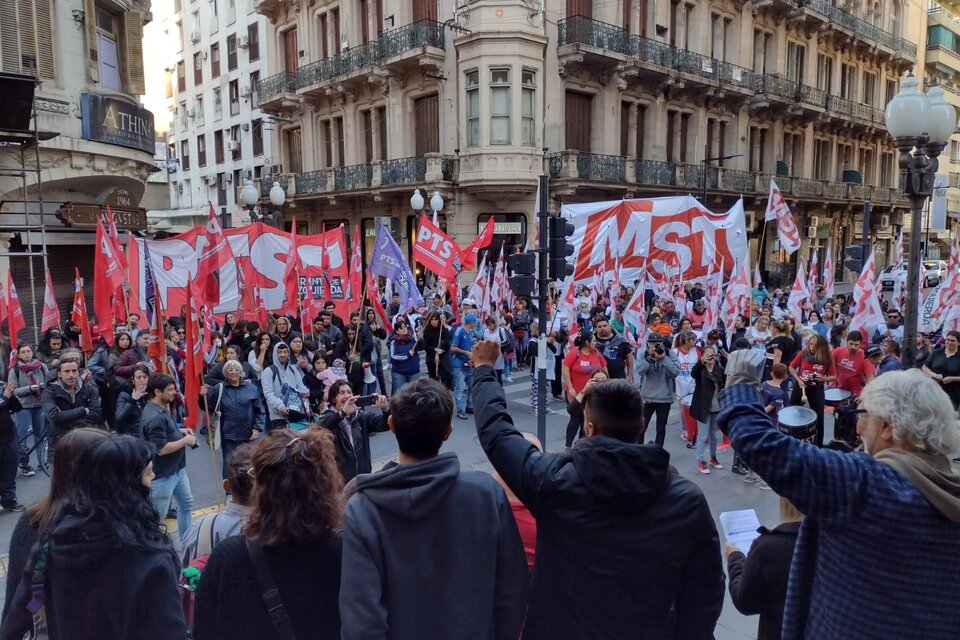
[35,97,72,116]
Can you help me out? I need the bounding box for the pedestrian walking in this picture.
[8,345,48,476]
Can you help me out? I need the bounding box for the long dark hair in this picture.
[54,436,167,549]
[26,428,111,530]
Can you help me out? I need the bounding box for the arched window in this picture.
[872,1,881,27]
[890,1,901,36]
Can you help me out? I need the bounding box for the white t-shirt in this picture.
[674,347,700,398]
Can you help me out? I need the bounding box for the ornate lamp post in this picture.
[240,179,285,227]
[884,74,956,366]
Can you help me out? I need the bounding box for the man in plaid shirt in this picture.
[719,350,960,640]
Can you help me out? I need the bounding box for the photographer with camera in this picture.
[317,380,389,482]
[636,337,679,446]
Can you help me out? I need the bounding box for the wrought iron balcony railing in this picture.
[333,163,373,191]
[257,72,296,104]
[296,170,326,195]
[381,157,427,186]
[636,159,677,186]
[629,35,674,68]
[379,19,445,59]
[260,174,290,198]
[558,15,630,53]
[576,153,626,182]
[548,153,563,179]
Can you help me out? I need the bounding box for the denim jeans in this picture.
[696,413,720,462]
[14,406,45,468]
[391,371,422,395]
[452,367,469,413]
[150,467,194,543]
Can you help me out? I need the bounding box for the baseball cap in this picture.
[865,345,882,359]
[462,297,477,306]
[464,313,479,325]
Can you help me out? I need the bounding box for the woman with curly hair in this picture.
[0,434,186,639]
[193,428,344,640]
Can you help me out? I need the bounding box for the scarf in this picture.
[16,359,44,400]
[875,448,960,522]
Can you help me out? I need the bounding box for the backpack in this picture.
[180,513,220,633]
[498,328,515,354]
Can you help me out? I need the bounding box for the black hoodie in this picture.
[0,516,185,640]
[340,453,528,640]
[472,364,725,640]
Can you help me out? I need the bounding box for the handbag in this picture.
[247,538,298,640]
[209,383,224,451]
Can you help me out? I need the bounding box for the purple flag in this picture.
[369,224,424,309]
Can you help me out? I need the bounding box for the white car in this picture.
[879,261,947,290]
[879,265,904,291]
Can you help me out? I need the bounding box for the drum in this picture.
[679,394,697,442]
[824,387,852,407]
[777,406,817,443]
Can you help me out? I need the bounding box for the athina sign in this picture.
[560,196,749,282]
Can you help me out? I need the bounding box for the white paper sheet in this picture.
[719,509,762,555]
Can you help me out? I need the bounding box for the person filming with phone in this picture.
[636,337,680,447]
[317,380,389,482]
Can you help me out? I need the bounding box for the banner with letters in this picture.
[128,223,349,317]
[561,196,748,284]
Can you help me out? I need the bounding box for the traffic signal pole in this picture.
[536,174,549,447]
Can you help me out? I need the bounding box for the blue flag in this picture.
[369,224,424,310]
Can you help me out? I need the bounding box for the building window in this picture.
[786,41,804,84]
[229,79,239,116]
[180,139,190,171]
[287,127,304,173]
[198,134,207,166]
[247,23,260,61]
[176,60,186,93]
[230,124,241,160]
[215,129,224,163]
[840,63,857,100]
[249,71,260,107]
[858,147,874,185]
[227,34,237,70]
[490,68,511,145]
[813,139,831,180]
[521,70,535,146]
[179,100,188,130]
[193,51,202,86]
[194,95,204,125]
[465,70,479,147]
[862,72,877,107]
[817,54,832,92]
[749,126,767,172]
[836,143,853,180]
[211,43,220,77]
[783,131,803,177]
[1,0,56,79]
[95,6,121,91]
[213,87,222,119]
[880,151,894,186]
[252,118,264,155]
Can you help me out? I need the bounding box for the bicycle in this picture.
[18,426,50,477]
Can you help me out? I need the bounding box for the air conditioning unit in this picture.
[187,108,196,118]
[806,226,817,239]
[241,85,251,97]
[238,35,249,48]
[880,214,890,228]
[177,182,184,194]
[241,123,250,131]
[809,216,819,228]
[190,30,201,43]
[227,141,239,151]
[205,175,218,186]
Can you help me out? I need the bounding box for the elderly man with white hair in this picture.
[719,349,960,640]
[199,359,265,477]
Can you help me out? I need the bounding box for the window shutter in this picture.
[1,3,21,73]
[19,2,37,76]
[85,0,99,81]
[123,11,145,95]
[35,0,55,79]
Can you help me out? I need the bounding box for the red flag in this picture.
[146,299,166,362]
[105,206,128,271]
[182,281,202,429]
[254,285,270,329]
[764,179,801,255]
[346,224,364,316]
[6,274,25,351]
[849,249,884,336]
[94,217,125,344]
[235,263,257,320]
[463,218,495,271]
[366,272,393,333]
[197,203,235,304]
[41,268,60,333]
[69,269,93,354]
[280,216,302,317]
[448,278,462,326]
[414,213,463,281]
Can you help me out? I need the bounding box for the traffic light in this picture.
[843,245,864,274]
[507,252,537,298]
[548,216,575,281]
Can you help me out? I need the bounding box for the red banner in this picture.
[462,217,495,271]
[69,270,93,355]
[367,272,393,333]
[414,213,463,280]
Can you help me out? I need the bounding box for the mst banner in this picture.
[129,223,349,316]
[560,196,749,283]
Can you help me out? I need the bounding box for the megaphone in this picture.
[363,362,376,385]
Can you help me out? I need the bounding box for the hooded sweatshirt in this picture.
[339,453,528,640]
[261,342,309,421]
[0,516,186,640]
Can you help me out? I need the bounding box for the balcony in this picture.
[557,16,629,76]
[333,163,373,191]
[297,20,444,94]
[577,153,627,182]
[260,174,292,198]
[627,35,674,81]
[719,169,758,193]
[381,156,427,186]
[751,0,800,20]
[296,170,327,196]
[256,71,297,110]
[635,159,677,187]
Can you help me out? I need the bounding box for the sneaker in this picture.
[731,464,748,476]
[546,407,557,415]
[166,508,177,520]
[552,394,563,401]
[680,432,690,442]
[0,502,25,512]
[457,411,468,420]
[759,481,771,490]
[19,465,35,478]
[686,441,696,449]
[743,471,759,484]
[697,461,710,474]
[504,376,514,383]
[708,457,724,470]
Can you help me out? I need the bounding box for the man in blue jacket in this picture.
[720,350,960,640]
[199,360,264,477]
[340,377,527,640]
[470,339,724,640]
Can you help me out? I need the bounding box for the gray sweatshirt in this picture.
[635,353,680,404]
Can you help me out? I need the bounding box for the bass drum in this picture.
[777,406,817,443]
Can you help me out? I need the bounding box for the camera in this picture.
[654,344,665,356]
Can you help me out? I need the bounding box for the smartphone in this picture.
[355,395,377,408]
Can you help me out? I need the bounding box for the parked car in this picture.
[879,260,947,290]
[879,265,905,291]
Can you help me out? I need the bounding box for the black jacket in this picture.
[472,365,725,640]
[690,360,725,424]
[0,516,185,640]
[727,521,802,640]
[41,380,103,438]
[0,392,21,447]
[317,408,388,482]
[113,386,148,437]
[340,454,528,640]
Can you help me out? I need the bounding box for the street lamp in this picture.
[240,179,285,227]
[410,188,444,219]
[410,188,425,212]
[884,74,956,367]
[700,153,743,204]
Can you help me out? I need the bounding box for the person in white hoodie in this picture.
[260,342,310,431]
